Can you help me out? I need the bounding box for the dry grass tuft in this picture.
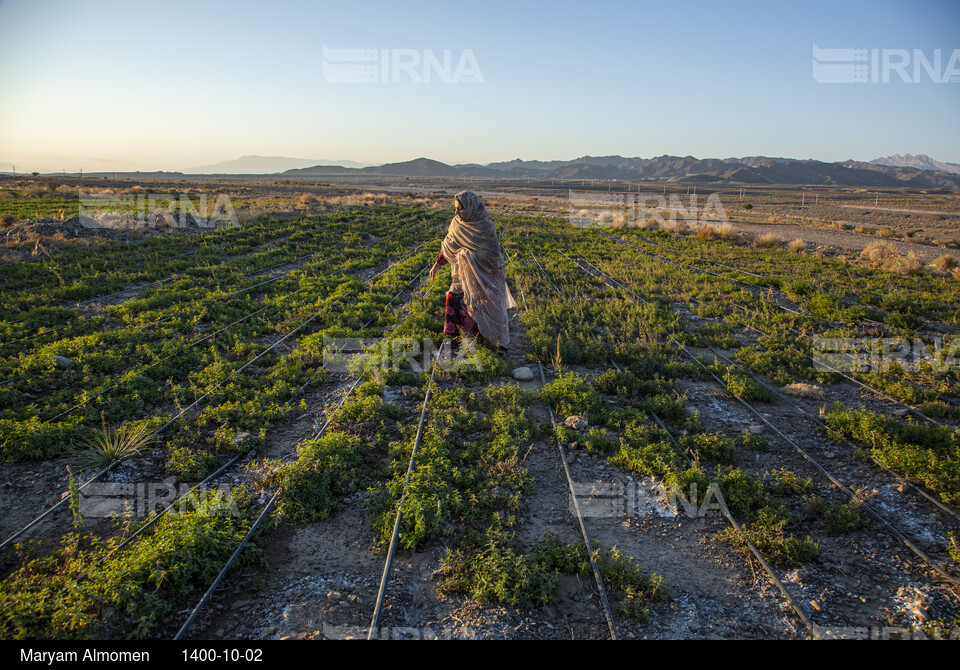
[694,223,737,241]
[638,215,659,231]
[754,233,785,249]
[930,254,958,271]
[788,238,806,253]
[860,241,923,273]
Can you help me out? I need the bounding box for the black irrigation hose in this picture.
[505,248,620,640]
[571,249,960,600]
[368,364,436,640]
[594,231,954,428]
[40,241,429,425]
[701,343,960,525]
[0,461,116,552]
[174,371,368,641]
[1,215,409,347]
[173,487,280,641]
[521,236,814,639]
[586,235,960,522]
[0,250,435,553]
[105,261,436,615]
[537,361,620,640]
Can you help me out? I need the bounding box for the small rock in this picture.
[512,367,534,381]
[565,415,589,431]
[748,424,765,436]
[50,355,75,369]
[233,432,255,446]
[892,409,910,417]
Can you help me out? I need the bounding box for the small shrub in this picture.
[930,255,957,272]
[73,421,155,471]
[754,233,785,249]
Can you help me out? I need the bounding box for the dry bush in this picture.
[663,219,692,236]
[638,215,659,231]
[930,255,958,271]
[876,227,897,238]
[297,193,318,207]
[860,241,923,273]
[788,238,806,253]
[754,233,785,249]
[694,224,720,240]
[21,184,45,198]
[695,223,737,240]
[715,223,738,240]
[1,213,17,228]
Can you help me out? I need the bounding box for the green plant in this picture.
[73,420,155,471]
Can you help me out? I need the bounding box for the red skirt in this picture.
[444,291,480,338]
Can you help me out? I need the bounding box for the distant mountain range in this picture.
[183,155,369,174]
[870,153,960,176]
[282,155,960,190]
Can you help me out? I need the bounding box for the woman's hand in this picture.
[429,261,441,281]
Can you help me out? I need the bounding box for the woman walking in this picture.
[429,191,516,355]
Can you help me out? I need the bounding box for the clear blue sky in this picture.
[1,0,958,172]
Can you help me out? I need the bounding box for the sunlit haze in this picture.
[1,0,958,173]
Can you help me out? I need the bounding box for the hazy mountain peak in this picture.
[183,155,370,174]
[870,154,960,175]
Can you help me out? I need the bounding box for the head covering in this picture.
[441,191,517,347]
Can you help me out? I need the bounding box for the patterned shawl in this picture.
[441,191,517,347]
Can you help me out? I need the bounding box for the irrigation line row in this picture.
[177,261,439,640]
[40,241,429,425]
[591,231,953,427]
[2,213,417,347]
[521,240,813,639]
[91,260,436,611]
[584,232,960,524]
[504,245,620,640]
[2,220,381,347]
[368,364,437,639]
[0,250,435,553]
[703,341,960,526]
[570,250,960,599]
[174,372,368,641]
